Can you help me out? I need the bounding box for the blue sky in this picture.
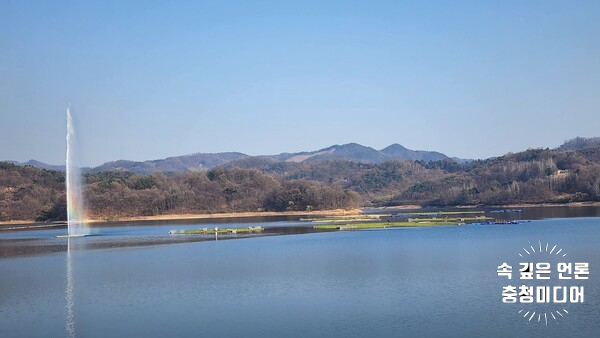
[1,0,599,166]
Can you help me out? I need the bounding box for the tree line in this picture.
[0,162,359,221]
[1,145,599,222]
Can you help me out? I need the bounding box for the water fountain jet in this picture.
[56,107,90,238]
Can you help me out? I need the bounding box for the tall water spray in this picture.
[66,107,89,237]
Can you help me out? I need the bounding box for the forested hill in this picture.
[558,137,600,150]
[1,145,600,222]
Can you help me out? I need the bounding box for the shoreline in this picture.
[2,201,599,228]
[371,201,600,211]
[88,208,364,223]
[493,201,600,208]
[0,208,364,228]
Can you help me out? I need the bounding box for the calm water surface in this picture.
[1,210,599,337]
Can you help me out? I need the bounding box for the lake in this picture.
[1,208,599,337]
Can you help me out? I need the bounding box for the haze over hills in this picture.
[92,143,457,174]
[91,152,247,174]
[6,159,66,172]
[274,143,450,164]
[6,137,600,174]
[6,143,459,174]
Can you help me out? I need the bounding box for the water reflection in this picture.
[65,238,75,338]
[0,226,326,258]
[64,238,90,337]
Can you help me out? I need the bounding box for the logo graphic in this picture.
[497,239,589,326]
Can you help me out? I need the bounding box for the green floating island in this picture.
[402,211,486,216]
[301,212,487,224]
[403,216,493,222]
[313,215,495,230]
[169,226,264,235]
[311,211,494,230]
[314,221,464,230]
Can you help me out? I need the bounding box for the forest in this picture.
[1,143,599,222]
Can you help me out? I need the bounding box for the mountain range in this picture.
[7,143,458,174]
[8,137,599,174]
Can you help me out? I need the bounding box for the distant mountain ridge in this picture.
[5,143,462,174]
[381,144,448,161]
[87,143,457,174]
[19,136,600,174]
[7,160,66,171]
[92,152,247,174]
[8,137,600,174]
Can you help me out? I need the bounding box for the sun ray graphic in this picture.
[516,239,570,326]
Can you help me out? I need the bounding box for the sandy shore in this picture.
[87,208,363,223]
[366,205,422,211]
[0,208,364,227]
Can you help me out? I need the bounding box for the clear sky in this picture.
[1,0,599,166]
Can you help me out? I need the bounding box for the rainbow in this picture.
[63,107,91,237]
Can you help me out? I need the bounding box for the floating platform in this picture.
[170,226,264,235]
[55,234,92,238]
